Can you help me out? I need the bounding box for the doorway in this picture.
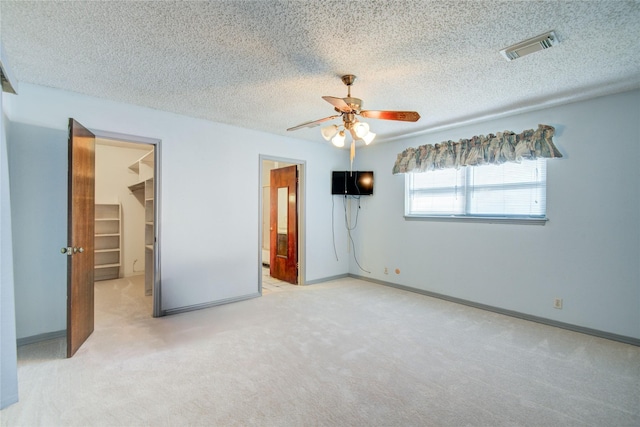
[93,133,160,319]
[259,156,305,293]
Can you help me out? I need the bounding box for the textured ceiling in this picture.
[1,1,639,144]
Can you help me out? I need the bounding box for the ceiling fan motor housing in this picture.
[343,113,357,128]
[343,97,362,112]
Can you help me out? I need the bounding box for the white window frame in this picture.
[404,159,548,224]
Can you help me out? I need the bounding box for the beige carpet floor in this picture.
[1,275,639,426]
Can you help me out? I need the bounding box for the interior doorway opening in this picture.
[94,135,159,318]
[259,156,305,294]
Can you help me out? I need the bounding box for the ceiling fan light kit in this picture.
[321,124,339,141]
[361,131,376,145]
[287,74,420,166]
[353,122,370,139]
[332,131,346,148]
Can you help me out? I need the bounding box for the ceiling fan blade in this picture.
[287,115,341,131]
[322,96,352,113]
[360,110,421,122]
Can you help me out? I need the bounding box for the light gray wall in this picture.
[352,89,640,340]
[1,93,19,408]
[6,83,350,340]
[7,122,67,339]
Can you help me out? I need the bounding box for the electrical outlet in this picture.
[554,298,563,309]
[384,267,388,275]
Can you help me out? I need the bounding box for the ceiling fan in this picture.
[286,74,421,149]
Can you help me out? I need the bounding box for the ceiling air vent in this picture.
[500,31,558,61]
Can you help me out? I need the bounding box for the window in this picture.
[405,159,546,221]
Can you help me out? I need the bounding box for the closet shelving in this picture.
[144,177,154,296]
[94,204,121,281]
[128,150,155,296]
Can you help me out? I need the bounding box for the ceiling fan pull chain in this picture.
[350,140,355,172]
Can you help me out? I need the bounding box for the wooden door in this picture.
[270,165,298,284]
[66,119,96,357]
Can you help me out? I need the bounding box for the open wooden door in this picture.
[270,165,298,284]
[65,119,96,357]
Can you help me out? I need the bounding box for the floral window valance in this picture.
[392,124,562,174]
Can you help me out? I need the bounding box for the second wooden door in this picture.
[270,165,298,284]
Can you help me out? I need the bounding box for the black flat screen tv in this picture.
[332,171,374,196]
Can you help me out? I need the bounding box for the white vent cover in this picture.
[500,31,558,61]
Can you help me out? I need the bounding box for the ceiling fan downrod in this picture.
[340,74,362,112]
[342,74,357,99]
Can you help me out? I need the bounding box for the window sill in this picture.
[404,215,548,225]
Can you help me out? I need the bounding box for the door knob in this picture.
[61,247,84,255]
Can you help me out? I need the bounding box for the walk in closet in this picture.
[94,139,154,297]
